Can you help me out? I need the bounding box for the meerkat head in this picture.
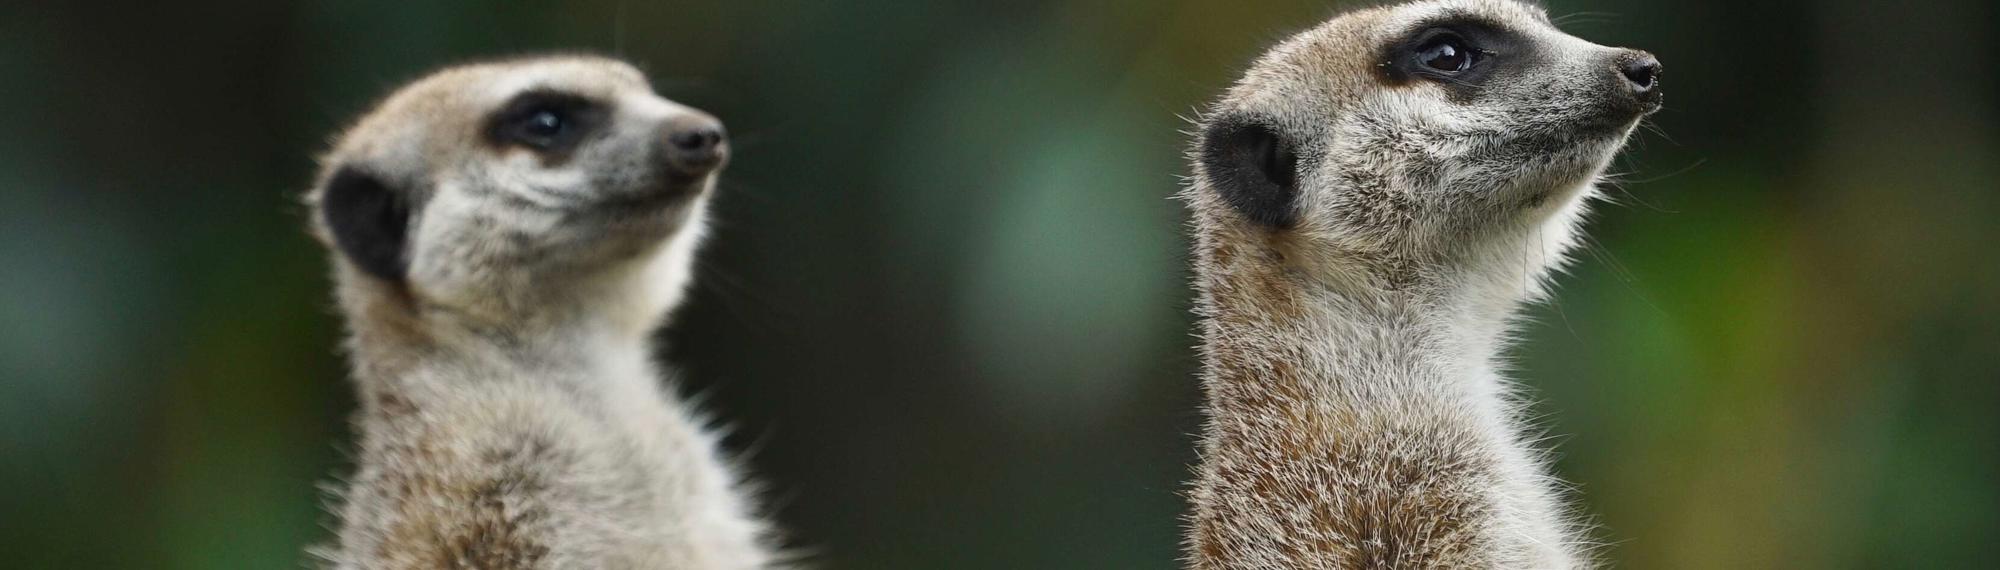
[308,55,727,334]
[1191,0,1661,297]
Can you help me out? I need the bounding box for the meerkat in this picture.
[304,56,774,569]
[1181,1,1661,567]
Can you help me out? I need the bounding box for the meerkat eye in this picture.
[521,108,568,141]
[487,90,606,154]
[1416,34,1477,73]
[501,105,577,150]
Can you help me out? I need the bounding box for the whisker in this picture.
[693,258,789,339]
[1551,11,1622,28]
[1580,234,1670,320]
[1623,157,1706,185]
[1638,117,1680,147]
[613,0,628,57]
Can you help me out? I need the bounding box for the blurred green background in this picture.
[3,0,1995,567]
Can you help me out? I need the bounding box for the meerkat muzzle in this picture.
[662,113,729,177]
[1615,49,1664,112]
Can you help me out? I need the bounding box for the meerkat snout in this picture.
[1617,50,1663,100]
[662,112,729,178]
[1618,52,1662,91]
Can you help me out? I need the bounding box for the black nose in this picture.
[670,125,723,153]
[1618,51,1662,95]
[663,114,728,175]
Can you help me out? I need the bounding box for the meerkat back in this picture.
[304,56,773,569]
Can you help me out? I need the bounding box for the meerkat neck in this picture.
[1188,247,1580,567]
[340,288,668,405]
[1198,271,1516,419]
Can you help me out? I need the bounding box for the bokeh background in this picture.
[3,0,1996,567]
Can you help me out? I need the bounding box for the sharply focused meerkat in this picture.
[1182,0,1661,567]
[305,56,773,569]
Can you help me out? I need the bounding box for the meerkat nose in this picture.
[1616,50,1663,99]
[663,114,729,175]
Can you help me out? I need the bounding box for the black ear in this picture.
[320,166,411,281]
[1199,117,1300,228]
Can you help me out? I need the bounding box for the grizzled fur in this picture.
[1183,1,1660,568]
[304,56,774,569]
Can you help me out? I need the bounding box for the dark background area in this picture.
[2,0,1995,567]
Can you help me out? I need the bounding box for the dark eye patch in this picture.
[484,89,609,155]
[1377,16,1523,101]
[1199,115,1300,228]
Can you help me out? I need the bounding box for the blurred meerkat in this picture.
[1182,1,1661,567]
[305,56,773,569]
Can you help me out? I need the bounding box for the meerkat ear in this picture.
[1199,117,1300,228]
[320,166,412,282]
